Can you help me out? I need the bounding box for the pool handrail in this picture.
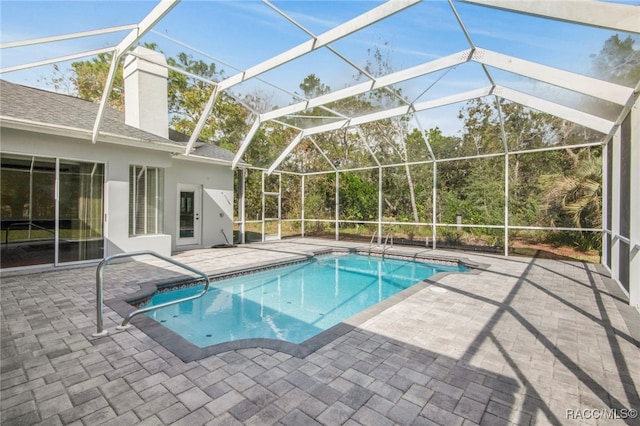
[93,250,210,337]
[382,233,393,257]
[369,230,378,246]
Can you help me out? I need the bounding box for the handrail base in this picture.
[116,324,132,331]
[92,330,109,337]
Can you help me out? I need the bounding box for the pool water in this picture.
[145,253,466,347]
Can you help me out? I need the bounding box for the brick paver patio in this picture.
[1,238,638,425]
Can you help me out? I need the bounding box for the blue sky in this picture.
[1,0,638,135]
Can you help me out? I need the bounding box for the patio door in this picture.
[1,154,104,269]
[262,172,281,241]
[176,184,201,246]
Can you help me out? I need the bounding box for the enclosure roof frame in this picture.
[1,0,639,173]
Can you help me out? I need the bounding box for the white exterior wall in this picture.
[1,127,232,259]
[164,159,234,252]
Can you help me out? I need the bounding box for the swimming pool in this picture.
[144,253,467,348]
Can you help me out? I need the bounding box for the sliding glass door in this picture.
[58,160,105,263]
[1,154,104,268]
[1,155,56,267]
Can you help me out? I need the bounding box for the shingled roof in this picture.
[0,80,236,163]
[168,129,235,162]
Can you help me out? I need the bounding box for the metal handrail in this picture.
[369,230,378,246]
[382,233,393,257]
[93,250,210,337]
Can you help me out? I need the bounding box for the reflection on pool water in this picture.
[145,253,467,347]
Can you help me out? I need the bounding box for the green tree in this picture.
[40,44,253,153]
[591,34,640,86]
[299,74,330,98]
[427,127,466,223]
[354,45,422,223]
[453,99,506,228]
[540,151,602,250]
[41,51,126,110]
[531,33,640,251]
[166,52,251,150]
[339,172,377,221]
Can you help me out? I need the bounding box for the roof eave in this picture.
[0,116,184,153]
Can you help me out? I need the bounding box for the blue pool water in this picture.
[145,253,466,347]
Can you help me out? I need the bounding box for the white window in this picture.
[129,165,163,236]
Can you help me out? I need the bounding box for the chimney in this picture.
[123,46,169,139]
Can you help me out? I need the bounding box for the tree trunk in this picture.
[404,163,420,224]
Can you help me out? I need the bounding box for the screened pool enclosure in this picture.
[1,0,638,308]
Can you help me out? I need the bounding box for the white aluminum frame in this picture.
[91,0,179,143]
[2,0,639,307]
[459,0,640,35]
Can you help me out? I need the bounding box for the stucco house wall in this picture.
[1,125,233,262]
[164,159,234,252]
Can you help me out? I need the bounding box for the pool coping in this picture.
[104,247,488,361]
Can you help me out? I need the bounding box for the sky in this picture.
[1,0,638,136]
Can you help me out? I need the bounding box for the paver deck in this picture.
[1,238,639,425]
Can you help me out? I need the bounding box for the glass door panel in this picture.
[1,155,56,268]
[1,155,104,268]
[58,160,104,263]
[177,184,201,246]
[180,191,195,238]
